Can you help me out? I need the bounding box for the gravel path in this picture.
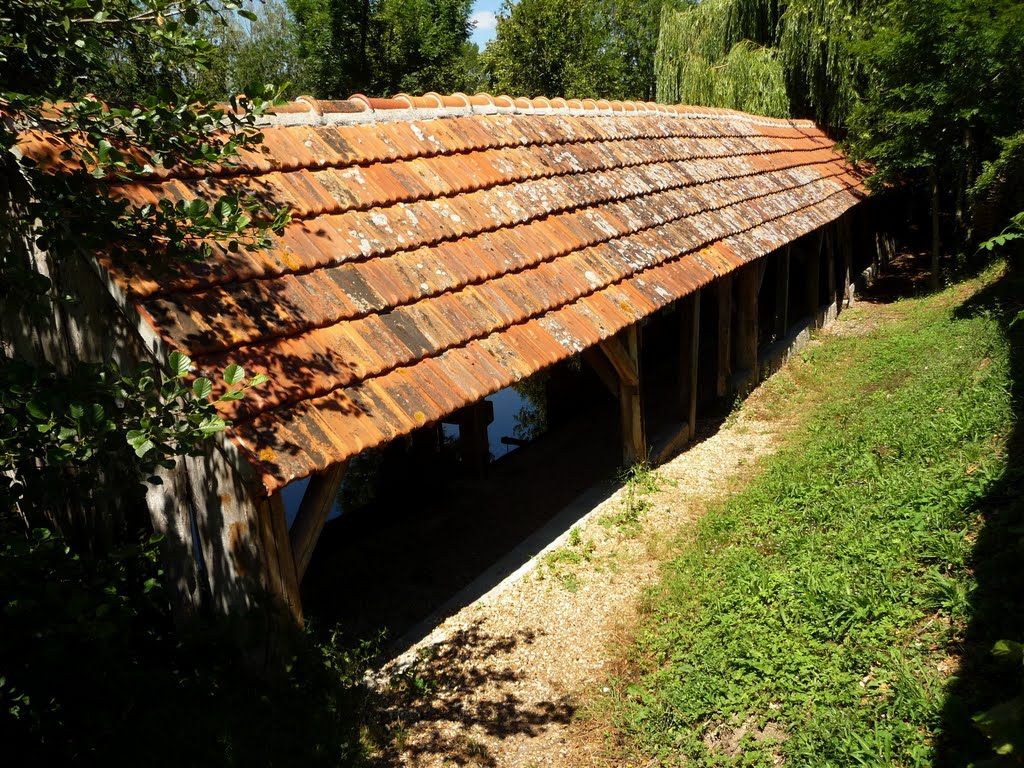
[364,387,796,767]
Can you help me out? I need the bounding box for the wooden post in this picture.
[840,214,854,307]
[454,400,494,478]
[716,275,732,398]
[734,265,759,386]
[679,290,700,440]
[175,442,304,626]
[805,238,820,325]
[601,325,645,465]
[290,462,347,583]
[825,226,837,312]
[257,491,304,624]
[773,245,791,340]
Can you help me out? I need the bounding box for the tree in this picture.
[188,0,309,101]
[655,0,861,129]
[1,0,286,542]
[287,0,473,98]
[485,0,617,99]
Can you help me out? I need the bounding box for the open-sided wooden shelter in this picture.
[10,92,874,628]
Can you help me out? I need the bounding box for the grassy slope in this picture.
[615,262,1024,767]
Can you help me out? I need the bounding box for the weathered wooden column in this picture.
[804,237,821,325]
[600,324,646,465]
[716,275,733,398]
[825,226,837,313]
[733,264,759,387]
[773,245,791,340]
[290,462,347,583]
[147,439,306,643]
[839,213,854,308]
[445,400,495,479]
[678,290,700,440]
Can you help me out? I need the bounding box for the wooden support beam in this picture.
[679,290,700,440]
[604,325,646,466]
[734,265,759,384]
[290,463,347,583]
[258,491,304,624]
[716,275,732,398]
[582,346,620,399]
[598,335,641,388]
[826,226,837,311]
[805,238,820,324]
[773,245,791,340]
[840,214,854,307]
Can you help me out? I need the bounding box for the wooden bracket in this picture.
[582,347,620,399]
[598,335,640,388]
[290,462,347,583]
[601,326,646,465]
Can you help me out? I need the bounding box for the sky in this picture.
[469,0,502,48]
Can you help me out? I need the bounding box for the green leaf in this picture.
[192,377,213,399]
[25,400,49,420]
[223,364,244,385]
[168,351,192,378]
[197,416,226,435]
[249,372,270,387]
[133,439,156,458]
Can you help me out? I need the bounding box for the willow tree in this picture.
[655,0,862,130]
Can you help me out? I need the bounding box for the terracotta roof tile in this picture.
[39,94,868,492]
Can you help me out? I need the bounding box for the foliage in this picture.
[1,352,265,534]
[288,0,473,98]
[1,0,290,532]
[484,0,663,101]
[655,0,861,128]
[978,213,1024,254]
[0,517,375,765]
[187,0,309,101]
[612,264,1022,765]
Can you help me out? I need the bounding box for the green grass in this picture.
[600,463,662,538]
[613,263,1024,767]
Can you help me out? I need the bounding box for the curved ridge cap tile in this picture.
[425,91,469,109]
[492,94,515,109]
[581,99,598,110]
[513,97,534,111]
[295,96,323,116]
[549,97,569,109]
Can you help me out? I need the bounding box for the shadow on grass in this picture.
[935,258,1024,766]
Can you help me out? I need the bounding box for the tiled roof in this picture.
[21,93,868,494]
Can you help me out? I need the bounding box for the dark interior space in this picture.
[301,355,622,644]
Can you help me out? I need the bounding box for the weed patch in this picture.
[611,264,1023,767]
